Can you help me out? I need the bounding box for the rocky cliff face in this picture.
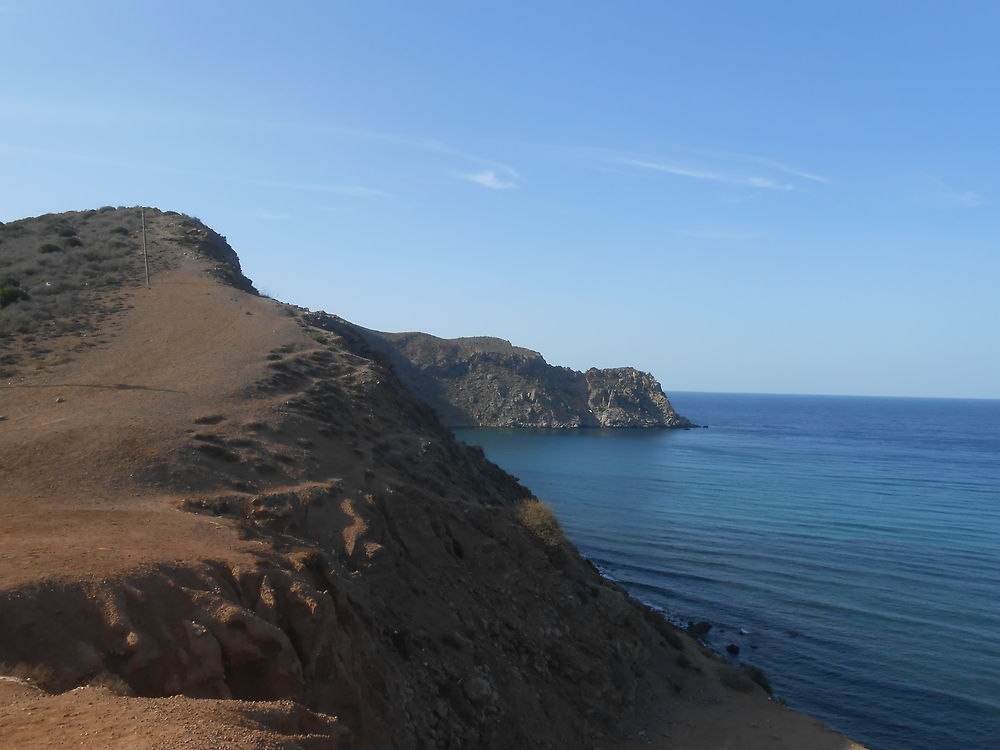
[0,209,701,748]
[358,330,692,428]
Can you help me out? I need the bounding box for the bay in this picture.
[456,392,1000,750]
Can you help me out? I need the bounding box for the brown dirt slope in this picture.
[0,208,864,749]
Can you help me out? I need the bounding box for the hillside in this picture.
[0,208,862,749]
[357,330,693,428]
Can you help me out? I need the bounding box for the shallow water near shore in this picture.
[457,392,1000,750]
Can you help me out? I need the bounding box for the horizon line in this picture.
[667,390,999,402]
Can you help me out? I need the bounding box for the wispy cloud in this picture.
[257,210,291,221]
[459,169,517,190]
[626,159,794,191]
[936,180,984,207]
[227,176,390,197]
[697,149,831,184]
[1,101,520,193]
[373,132,519,181]
[909,172,985,208]
[949,189,984,207]
[0,143,389,198]
[678,228,761,241]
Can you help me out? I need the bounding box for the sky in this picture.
[1,1,997,399]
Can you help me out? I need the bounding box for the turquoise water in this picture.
[456,393,1000,750]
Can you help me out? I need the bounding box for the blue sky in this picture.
[2,1,997,398]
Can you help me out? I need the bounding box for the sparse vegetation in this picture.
[86,672,134,696]
[0,208,177,364]
[717,662,774,695]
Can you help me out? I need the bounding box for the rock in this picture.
[726,644,740,655]
[463,676,494,705]
[55,397,65,403]
[687,621,712,636]
[340,327,695,429]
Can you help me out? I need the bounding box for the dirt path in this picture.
[0,261,301,588]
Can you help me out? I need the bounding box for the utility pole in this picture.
[141,207,150,287]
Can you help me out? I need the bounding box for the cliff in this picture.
[358,330,693,428]
[0,208,861,750]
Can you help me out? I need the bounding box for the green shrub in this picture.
[57,227,77,237]
[64,236,83,247]
[82,250,108,262]
[0,276,28,308]
[110,226,129,235]
[37,243,62,254]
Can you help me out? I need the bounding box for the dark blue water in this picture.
[456,393,1000,750]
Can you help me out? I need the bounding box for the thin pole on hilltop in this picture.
[141,207,150,287]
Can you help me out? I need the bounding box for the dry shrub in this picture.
[741,663,773,695]
[516,498,566,549]
[87,672,134,696]
[718,662,773,695]
[717,663,755,692]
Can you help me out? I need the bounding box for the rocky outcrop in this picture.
[357,330,692,428]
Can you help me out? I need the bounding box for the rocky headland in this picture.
[357,330,693,428]
[0,208,862,749]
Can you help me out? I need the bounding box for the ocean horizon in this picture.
[457,391,1000,750]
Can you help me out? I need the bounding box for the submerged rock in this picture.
[688,621,713,636]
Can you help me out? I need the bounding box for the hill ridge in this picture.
[0,208,863,750]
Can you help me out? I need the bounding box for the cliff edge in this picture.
[359,330,693,428]
[0,208,861,750]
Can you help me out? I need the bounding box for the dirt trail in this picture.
[0,260,299,588]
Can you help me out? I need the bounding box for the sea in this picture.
[456,392,1000,750]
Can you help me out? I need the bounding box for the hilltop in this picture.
[0,208,862,749]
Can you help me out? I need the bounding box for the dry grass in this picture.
[516,498,567,549]
[86,672,134,696]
